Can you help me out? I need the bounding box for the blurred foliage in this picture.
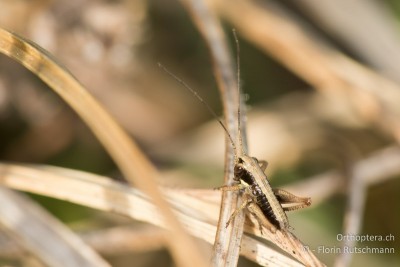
[0,0,399,266]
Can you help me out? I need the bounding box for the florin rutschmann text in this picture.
[316,245,394,254]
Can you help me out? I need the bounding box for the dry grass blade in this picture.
[333,146,400,267]
[216,0,400,143]
[0,187,110,267]
[335,172,366,267]
[1,225,166,257]
[179,0,244,266]
[246,227,323,266]
[0,163,307,267]
[0,28,207,267]
[82,225,167,255]
[293,0,400,82]
[0,232,20,258]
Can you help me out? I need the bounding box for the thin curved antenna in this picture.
[232,29,244,155]
[158,63,237,154]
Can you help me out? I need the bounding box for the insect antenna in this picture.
[158,63,238,155]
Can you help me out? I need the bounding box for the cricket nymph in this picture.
[234,155,290,230]
[235,166,280,229]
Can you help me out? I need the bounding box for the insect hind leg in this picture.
[273,188,311,211]
[247,201,277,234]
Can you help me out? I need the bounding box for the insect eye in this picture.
[238,158,244,164]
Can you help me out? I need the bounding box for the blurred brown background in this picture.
[0,0,399,266]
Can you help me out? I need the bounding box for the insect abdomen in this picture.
[251,184,280,228]
[235,165,282,229]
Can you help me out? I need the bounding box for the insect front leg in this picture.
[214,183,246,192]
[215,182,251,226]
[215,182,249,227]
[225,193,253,228]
